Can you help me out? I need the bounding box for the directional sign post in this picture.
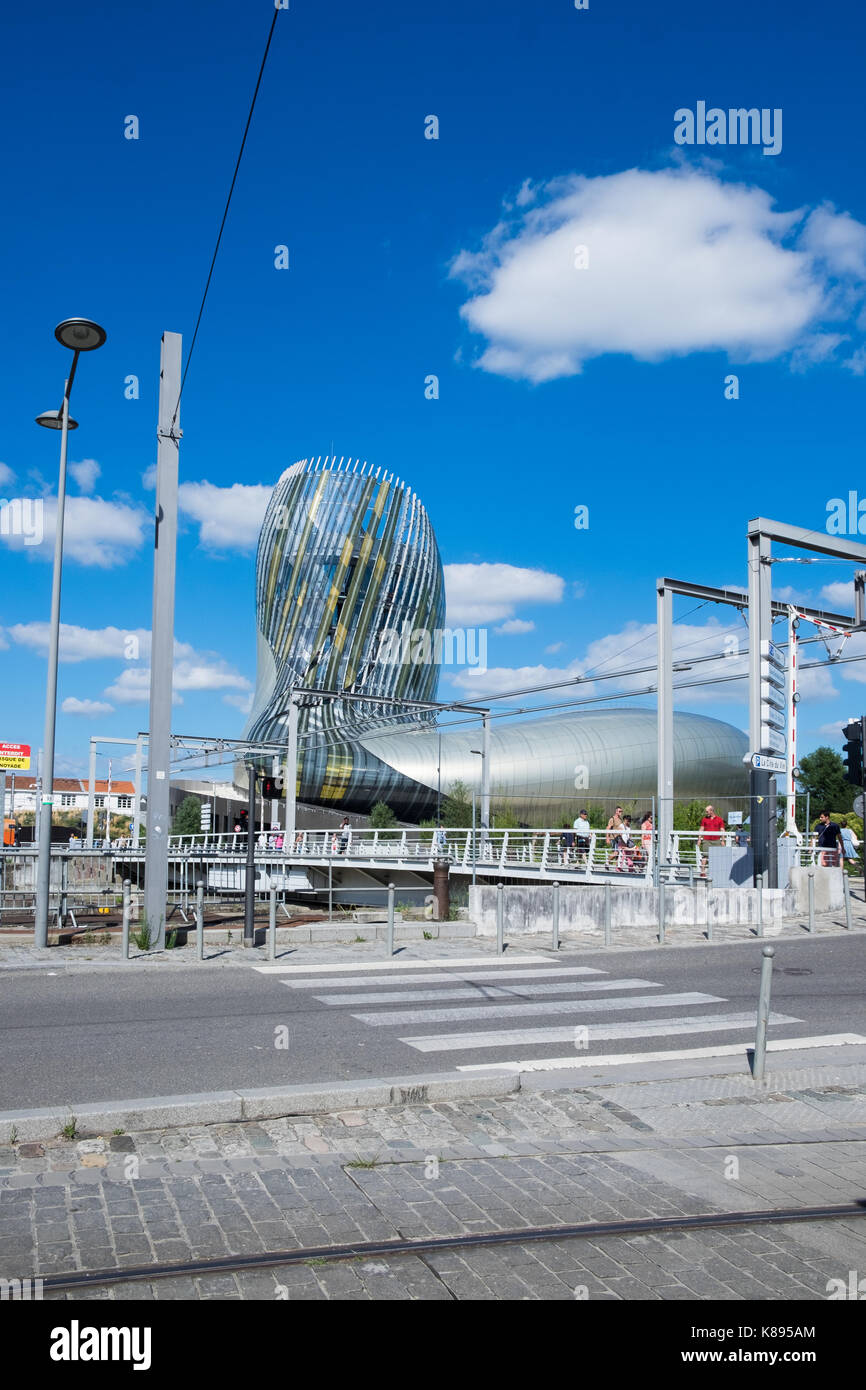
[751,752,787,775]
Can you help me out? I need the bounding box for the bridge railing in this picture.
[106,826,657,878]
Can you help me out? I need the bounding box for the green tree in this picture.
[673,799,706,831]
[441,779,472,827]
[370,801,398,829]
[492,801,520,829]
[171,795,202,835]
[797,747,855,815]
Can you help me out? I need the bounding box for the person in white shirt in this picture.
[573,810,591,866]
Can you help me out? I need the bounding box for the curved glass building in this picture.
[243,456,748,819]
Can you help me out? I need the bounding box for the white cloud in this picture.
[444,562,564,624]
[68,459,101,494]
[3,496,150,567]
[545,641,565,654]
[495,618,535,635]
[451,166,866,382]
[8,623,149,663]
[178,481,273,550]
[103,652,251,706]
[0,462,15,488]
[449,663,581,699]
[142,464,157,490]
[224,692,254,714]
[820,581,855,609]
[62,697,114,717]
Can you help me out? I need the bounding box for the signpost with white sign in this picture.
[751,752,787,775]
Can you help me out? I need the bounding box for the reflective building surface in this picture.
[243,457,748,819]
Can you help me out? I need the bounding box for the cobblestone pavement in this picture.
[3,1066,866,1300]
[0,890,864,973]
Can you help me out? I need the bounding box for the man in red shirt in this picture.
[698,804,725,874]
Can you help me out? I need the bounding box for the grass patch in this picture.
[60,1116,78,1141]
[131,920,152,952]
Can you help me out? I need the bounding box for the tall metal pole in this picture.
[132,734,144,843]
[34,382,74,946]
[748,525,777,887]
[143,332,182,950]
[286,691,298,843]
[481,712,490,834]
[86,739,96,848]
[786,609,799,837]
[243,762,257,947]
[656,582,674,881]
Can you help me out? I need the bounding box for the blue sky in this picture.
[2,0,866,784]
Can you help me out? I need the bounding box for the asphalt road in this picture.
[2,935,865,1109]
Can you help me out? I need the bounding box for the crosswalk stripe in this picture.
[313,978,661,1006]
[455,1033,866,1072]
[282,965,607,989]
[251,954,546,975]
[353,990,724,1027]
[401,1010,802,1052]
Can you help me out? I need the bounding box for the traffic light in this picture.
[238,808,249,831]
[842,718,865,786]
[260,775,283,799]
[759,639,787,754]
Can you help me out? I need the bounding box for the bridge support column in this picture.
[433,857,450,921]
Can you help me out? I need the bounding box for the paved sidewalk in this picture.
[3,1060,865,1300]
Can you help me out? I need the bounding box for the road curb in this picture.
[0,1070,520,1142]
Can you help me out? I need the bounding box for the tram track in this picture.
[41,1199,866,1293]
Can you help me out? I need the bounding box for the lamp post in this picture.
[33,318,106,946]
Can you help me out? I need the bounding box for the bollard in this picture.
[386,882,395,957]
[843,868,852,931]
[658,881,666,945]
[551,881,560,951]
[60,857,68,929]
[496,881,505,955]
[756,871,764,938]
[268,884,277,961]
[807,867,815,933]
[751,944,775,1080]
[603,881,611,947]
[196,880,204,961]
[122,879,131,960]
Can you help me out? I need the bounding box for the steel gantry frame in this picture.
[657,516,866,886]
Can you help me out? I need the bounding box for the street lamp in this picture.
[33,318,106,947]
